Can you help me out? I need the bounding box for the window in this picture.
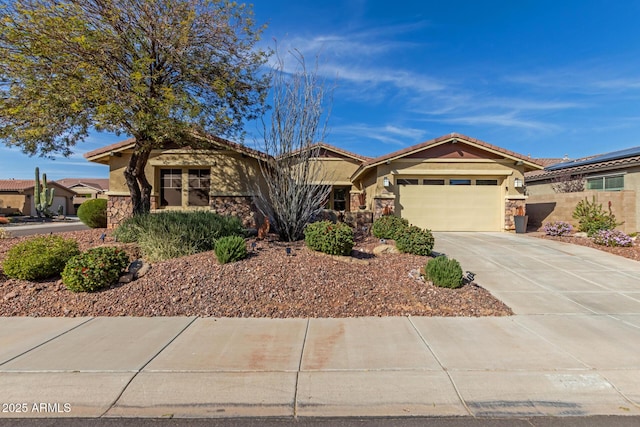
[476,179,498,186]
[188,169,210,206]
[586,174,624,191]
[422,179,445,185]
[397,178,419,185]
[160,169,182,206]
[450,179,471,185]
[332,187,347,211]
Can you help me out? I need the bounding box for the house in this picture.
[0,179,76,216]
[525,146,640,233]
[85,133,543,231]
[56,178,109,210]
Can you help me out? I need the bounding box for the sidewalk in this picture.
[1,315,639,419]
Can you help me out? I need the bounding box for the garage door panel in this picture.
[398,184,501,231]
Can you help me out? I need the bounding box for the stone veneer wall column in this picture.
[373,195,396,220]
[210,196,260,228]
[107,195,158,229]
[107,195,133,230]
[505,197,527,231]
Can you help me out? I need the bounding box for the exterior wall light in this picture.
[514,178,524,188]
[383,177,390,187]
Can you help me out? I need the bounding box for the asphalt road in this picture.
[1,416,639,427]
[3,221,89,237]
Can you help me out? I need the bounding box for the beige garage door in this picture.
[397,179,502,231]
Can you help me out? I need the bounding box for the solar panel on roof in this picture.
[545,146,640,171]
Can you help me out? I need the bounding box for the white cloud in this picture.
[333,123,427,146]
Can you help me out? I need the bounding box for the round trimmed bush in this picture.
[304,220,354,256]
[371,215,409,240]
[61,247,129,292]
[592,229,633,247]
[543,221,573,236]
[395,225,434,256]
[425,256,463,289]
[215,235,248,264]
[77,198,107,228]
[2,235,80,280]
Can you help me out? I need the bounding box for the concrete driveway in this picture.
[434,232,640,317]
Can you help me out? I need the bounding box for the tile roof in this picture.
[360,133,543,168]
[0,179,37,191]
[526,154,640,181]
[56,178,109,191]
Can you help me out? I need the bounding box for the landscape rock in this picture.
[574,232,589,238]
[373,244,399,255]
[3,291,18,300]
[118,272,134,284]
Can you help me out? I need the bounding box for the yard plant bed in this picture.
[0,229,512,318]
[535,232,640,262]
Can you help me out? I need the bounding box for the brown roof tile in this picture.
[526,155,640,181]
[0,179,37,191]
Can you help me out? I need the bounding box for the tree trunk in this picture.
[124,145,152,216]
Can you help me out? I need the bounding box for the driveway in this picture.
[434,232,640,317]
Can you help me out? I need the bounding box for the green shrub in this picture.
[2,235,80,280]
[77,198,108,228]
[214,235,248,264]
[395,225,435,256]
[371,215,409,240]
[425,256,463,289]
[304,220,354,256]
[62,247,129,292]
[113,211,245,261]
[572,197,621,237]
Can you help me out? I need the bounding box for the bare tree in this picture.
[254,50,333,242]
[551,172,585,193]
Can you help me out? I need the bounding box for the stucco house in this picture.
[56,178,109,210]
[525,146,640,233]
[85,133,543,231]
[0,179,76,216]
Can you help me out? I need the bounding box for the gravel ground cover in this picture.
[0,229,512,317]
[534,232,640,262]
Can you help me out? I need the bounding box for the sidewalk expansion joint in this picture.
[292,318,310,419]
[0,317,95,367]
[407,316,473,417]
[99,316,199,418]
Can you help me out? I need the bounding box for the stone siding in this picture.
[504,198,526,231]
[210,196,260,228]
[107,195,133,230]
[373,196,396,220]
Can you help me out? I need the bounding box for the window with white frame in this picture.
[586,174,624,191]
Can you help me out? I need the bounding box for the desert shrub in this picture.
[62,247,129,292]
[304,220,354,256]
[0,228,11,239]
[77,198,107,228]
[543,221,573,236]
[2,235,80,280]
[425,256,463,289]
[214,235,248,264]
[114,211,244,261]
[371,215,409,240]
[395,225,435,256]
[592,229,633,247]
[572,197,621,237]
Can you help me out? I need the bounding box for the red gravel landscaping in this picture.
[0,229,512,318]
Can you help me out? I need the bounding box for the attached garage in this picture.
[396,177,503,231]
[350,134,544,232]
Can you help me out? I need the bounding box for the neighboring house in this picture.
[525,146,640,233]
[85,133,543,231]
[56,178,109,210]
[0,179,76,216]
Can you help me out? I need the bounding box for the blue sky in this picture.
[3,0,640,179]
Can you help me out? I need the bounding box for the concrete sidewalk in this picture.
[1,232,639,419]
[1,315,639,419]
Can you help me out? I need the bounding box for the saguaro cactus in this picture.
[34,167,55,217]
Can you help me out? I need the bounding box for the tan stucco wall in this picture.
[527,190,637,234]
[108,149,266,208]
[311,158,360,185]
[0,194,28,215]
